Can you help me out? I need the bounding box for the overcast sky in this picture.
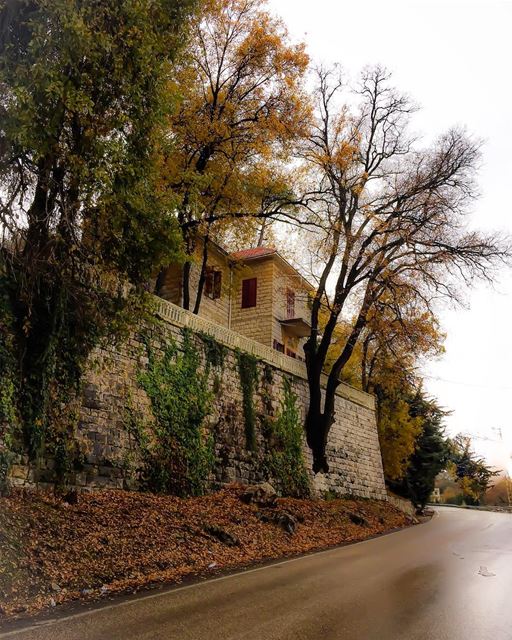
[268,0,512,471]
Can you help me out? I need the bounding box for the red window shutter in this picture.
[242,278,257,308]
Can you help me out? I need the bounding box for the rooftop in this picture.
[229,246,277,261]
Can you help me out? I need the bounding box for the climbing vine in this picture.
[198,332,227,370]
[264,377,310,497]
[136,328,215,496]
[236,352,259,451]
[0,287,17,429]
[0,270,20,493]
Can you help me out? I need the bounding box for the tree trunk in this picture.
[304,286,374,473]
[305,408,331,474]
[304,349,332,473]
[192,234,209,315]
[182,260,191,310]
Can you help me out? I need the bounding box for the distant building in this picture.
[430,487,441,503]
[157,240,313,359]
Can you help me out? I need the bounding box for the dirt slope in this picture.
[0,486,415,619]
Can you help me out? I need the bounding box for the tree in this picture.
[297,66,509,473]
[484,477,511,506]
[321,288,444,482]
[377,391,422,483]
[449,435,499,505]
[359,286,444,395]
[359,289,445,481]
[391,392,450,510]
[163,0,310,312]
[0,0,194,464]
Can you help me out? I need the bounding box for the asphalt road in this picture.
[2,506,511,640]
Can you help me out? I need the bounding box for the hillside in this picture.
[0,486,414,619]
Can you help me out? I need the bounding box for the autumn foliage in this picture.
[163,0,310,311]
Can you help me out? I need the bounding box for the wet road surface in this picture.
[1,506,511,640]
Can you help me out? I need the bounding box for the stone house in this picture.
[156,241,313,360]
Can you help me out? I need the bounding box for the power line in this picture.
[423,374,512,392]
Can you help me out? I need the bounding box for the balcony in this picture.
[279,317,312,338]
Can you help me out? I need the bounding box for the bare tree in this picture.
[299,66,509,473]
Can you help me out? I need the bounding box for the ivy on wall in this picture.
[0,258,131,489]
[198,331,227,370]
[135,328,214,496]
[0,273,20,494]
[264,377,310,497]
[236,352,259,451]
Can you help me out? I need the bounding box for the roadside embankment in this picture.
[0,486,415,620]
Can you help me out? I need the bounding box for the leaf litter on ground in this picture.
[0,485,415,619]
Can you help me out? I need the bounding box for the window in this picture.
[205,267,222,300]
[273,340,285,353]
[286,348,297,359]
[241,277,257,308]
[286,288,295,319]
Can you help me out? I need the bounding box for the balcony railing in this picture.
[152,295,375,410]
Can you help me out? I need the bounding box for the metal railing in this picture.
[152,296,375,409]
[429,503,512,514]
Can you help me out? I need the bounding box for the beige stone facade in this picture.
[157,241,231,328]
[157,242,312,359]
[230,257,275,346]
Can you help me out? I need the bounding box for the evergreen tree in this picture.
[391,392,450,510]
[449,435,499,505]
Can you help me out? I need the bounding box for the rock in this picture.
[256,509,297,534]
[204,524,240,547]
[275,511,296,534]
[62,489,78,505]
[50,598,56,608]
[51,582,61,592]
[240,482,277,507]
[348,512,369,527]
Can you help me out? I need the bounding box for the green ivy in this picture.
[0,270,17,427]
[236,351,259,451]
[198,332,227,370]
[0,455,14,497]
[136,328,214,496]
[0,271,19,493]
[264,377,310,497]
[262,364,274,385]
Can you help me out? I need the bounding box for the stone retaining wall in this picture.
[9,309,387,500]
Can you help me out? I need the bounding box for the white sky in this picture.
[268,0,512,471]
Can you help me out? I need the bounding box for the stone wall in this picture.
[9,308,387,501]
